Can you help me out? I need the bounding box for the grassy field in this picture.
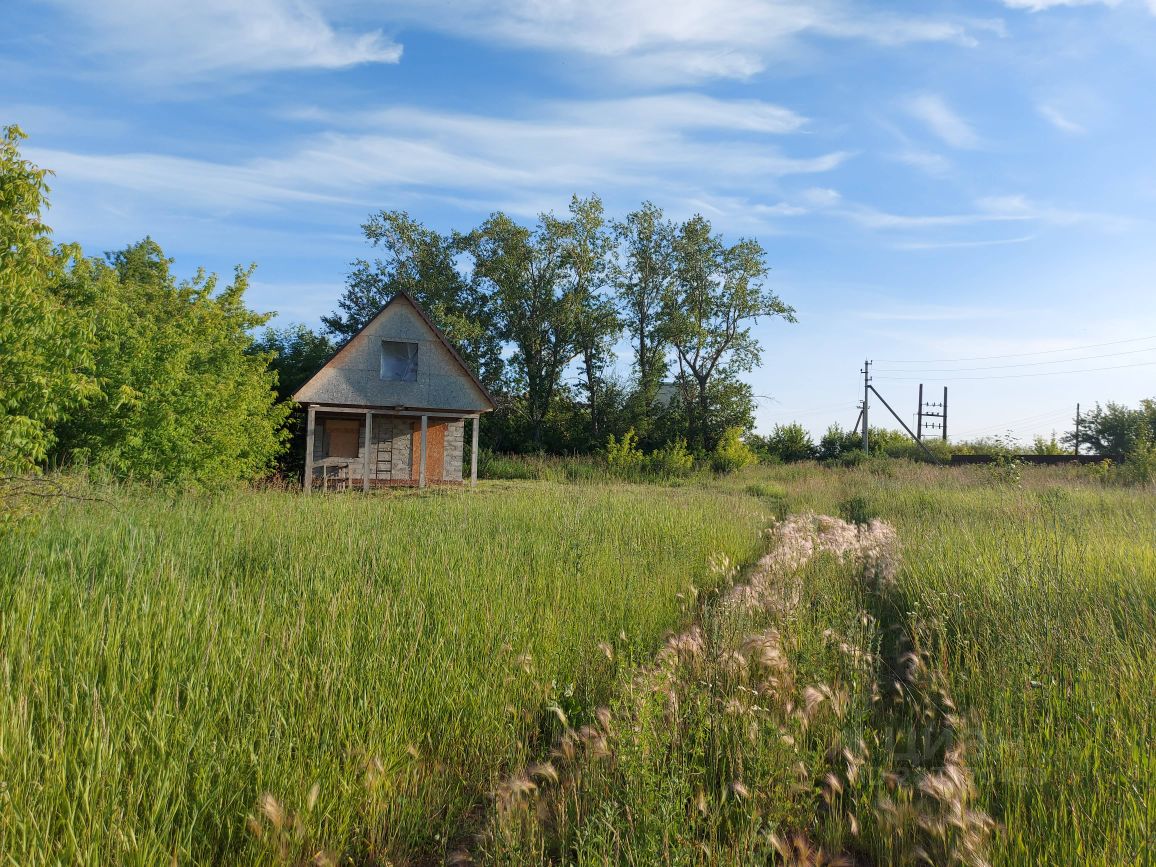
[763,462,1156,865]
[1,462,1153,865]
[0,482,767,864]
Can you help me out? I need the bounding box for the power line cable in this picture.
[874,344,1156,374]
[874,358,1156,382]
[951,407,1072,437]
[875,334,1156,364]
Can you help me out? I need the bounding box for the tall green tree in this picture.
[467,211,580,447]
[556,195,619,442]
[612,202,676,441]
[251,324,334,402]
[665,215,795,450]
[1063,399,1156,457]
[51,239,290,485]
[0,126,97,488]
[325,210,504,390]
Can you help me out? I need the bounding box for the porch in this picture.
[303,405,481,492]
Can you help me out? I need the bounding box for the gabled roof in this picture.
[292,290,496,410]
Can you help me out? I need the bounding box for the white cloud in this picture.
[388,0,996,83]
[893,149,954,176]
[48,0,401,79]
[27,95,846,221]
[904,94,980,149]
[793,189,1131,235]
[1001,0,1119,10]
[1038,104,1085,133]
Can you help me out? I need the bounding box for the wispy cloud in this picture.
[1001,0,1120,10]
[1038,104,1085,133]
[46,0,401,80]
[388,0,998,83]
[892,235,1037,250]
[892,148,955,177]
[904,93,980,148]
[27,95,846,222]
[789,189,1132,237]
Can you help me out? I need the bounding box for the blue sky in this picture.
[4,0,1155,442]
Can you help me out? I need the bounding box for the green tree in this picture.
[612,202,675,439]
[251,324,334,402]
[556,195,619,442]
[761,422,818,462]
[325,210,504,390]
[1063,400,1156,458]
[818,424,861,461]
[51,239,290,485]
[466,211,581,447]
[665,215,795,450]
[0,126,97,491]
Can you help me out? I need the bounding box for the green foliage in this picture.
[838,494,877,525]
[251,324,334,402]
[51,240,290,486]
[757,422,818,463]
[646,437,694,477]
[323,204,795,456]
[324,210,505,392]
[711,426,758,474]
[665,215,796,451]
[818,423,862,462]
[605,428,646,472]
[612,202,675,440]
[1064,398,1156,458]
[0,126,97,491]
[1031,433,1065,455]
[1117,438,1156,485]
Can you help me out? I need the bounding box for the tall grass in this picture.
[745,462,1156,865]
[0,481,767,865]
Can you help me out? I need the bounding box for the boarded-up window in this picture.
[325,419,361,458]
[381,340,418,382]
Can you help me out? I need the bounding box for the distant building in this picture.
[293,291,495,491]
[654,381,681,409]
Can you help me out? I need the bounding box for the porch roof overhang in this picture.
[301,402,485,418]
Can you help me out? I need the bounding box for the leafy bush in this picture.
[710,427,757,474]
[1119,439,1156,485]
[0,126,97,497]
[760,422,817,462]
[605,429,646,472]
[985,454,1023,487]
[646,437,694,477]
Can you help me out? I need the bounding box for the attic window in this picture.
[381,340,418,382]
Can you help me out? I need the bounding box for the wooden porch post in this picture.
[363,410,373,493]
[304,405,316,494]
[471,415,479,488]
[419,414,428,489]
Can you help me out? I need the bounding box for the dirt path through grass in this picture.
[462,513,994,866]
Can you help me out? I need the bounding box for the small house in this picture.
[292,291,495,491]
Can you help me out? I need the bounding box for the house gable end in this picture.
[292,293,494,412]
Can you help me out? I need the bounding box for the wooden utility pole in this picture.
[942,386,948,442]
[1075,403,1081,456]
[861,359,872,452]
[917,383,924,442]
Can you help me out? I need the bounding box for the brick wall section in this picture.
[389,417,413,480]
[443,419,465,482]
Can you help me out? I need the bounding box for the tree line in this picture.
[2,126,794,494]
[263,197,796,460]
